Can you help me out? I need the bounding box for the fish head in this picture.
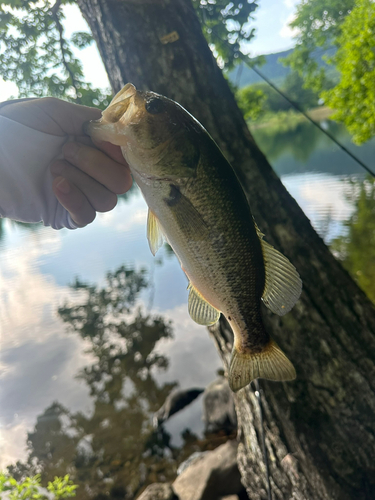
[87,83,201,179]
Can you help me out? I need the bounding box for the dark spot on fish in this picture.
[228,316,232,321]
[164,184,182,207]
[145,97,165,115]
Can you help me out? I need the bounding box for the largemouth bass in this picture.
[87,83,302,392]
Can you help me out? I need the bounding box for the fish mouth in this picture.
[85,83,138,144]
[103,83,137,123]
[111,83,137,105]
[101,83,137,124]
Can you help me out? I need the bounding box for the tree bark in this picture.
[75,0,375,497]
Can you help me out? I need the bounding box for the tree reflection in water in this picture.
[331,176,375,304]
[7,266,205,499]
[251,118,371,177]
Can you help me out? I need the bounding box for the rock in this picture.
[153,387,205,427]
[203,376,237,434]
[173,440,243,500]
[177,451,209,475]
[136,483,178,500]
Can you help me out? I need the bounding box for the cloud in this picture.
[97,192,148,235]
[283,0,299,8]
[153,304,222,389]
[282,173,355,241]
[279,13,300,39]
[0,231,93,469]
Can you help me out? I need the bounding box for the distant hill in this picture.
[227,47,336,89]
[227,48,294,88]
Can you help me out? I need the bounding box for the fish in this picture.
[87,83,302,392]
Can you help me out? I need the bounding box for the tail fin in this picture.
[229,339,296,392]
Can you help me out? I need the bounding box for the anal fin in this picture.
[229,339,296,392]
[188,284,220,326]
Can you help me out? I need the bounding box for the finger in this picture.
[50,160,118,213]
[0,98,103,136]
[40,98,103,136]
[75,136,127,166]
[92,139,128,165]
[52,176,96,228]
[62,141,132,194]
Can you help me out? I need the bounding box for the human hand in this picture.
[0,98,132,227]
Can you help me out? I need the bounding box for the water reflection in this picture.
[0,219,42,242]
[4,266,226,499]
[252,117,374,176]
[253,115,375,304]
[331,176,375,304]
[7,266,177,499]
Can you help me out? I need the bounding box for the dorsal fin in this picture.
[254,220,302,316]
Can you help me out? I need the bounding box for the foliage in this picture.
[0,0,111,106]
[0,0,259,102]
[331,176,375,304]
[236,72,320,122]
[0,473,77,499]
[282,0,354,92]
[321,0,375,144]
[236,85,266,121]
[192,0,258,69]
[282,72,320,110]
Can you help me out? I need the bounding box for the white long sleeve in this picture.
[0,114,77,229]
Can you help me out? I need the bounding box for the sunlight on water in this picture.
[282,173,361,243]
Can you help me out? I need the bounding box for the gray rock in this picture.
[173,440,243,500]
[136,483,178,500]
[154,387,204,427]
[203,376,237,434]
[177,451,209,475]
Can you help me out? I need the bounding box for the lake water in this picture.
[1,116,374,497]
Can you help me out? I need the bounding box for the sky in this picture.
[0,0,300,101]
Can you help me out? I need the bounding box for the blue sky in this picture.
[0,0,299,100]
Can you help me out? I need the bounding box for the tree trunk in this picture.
[76,0,375,497]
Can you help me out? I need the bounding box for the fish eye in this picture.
[145,98,165,115]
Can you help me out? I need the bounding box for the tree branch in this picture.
[51,2,81,103]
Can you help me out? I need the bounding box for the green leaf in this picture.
[282,0,354,91]
[192,0,259,70]
[70,31,93,49]
[322,0,375,143]
[0,0,106,104]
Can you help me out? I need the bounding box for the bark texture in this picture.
[75,0,375,497]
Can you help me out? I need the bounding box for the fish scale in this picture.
[87,83,302,392]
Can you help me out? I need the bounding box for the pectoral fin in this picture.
[165,185,208,239]
[254,221,302,316]
[188,284,220,326]
[147,209,165,256]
